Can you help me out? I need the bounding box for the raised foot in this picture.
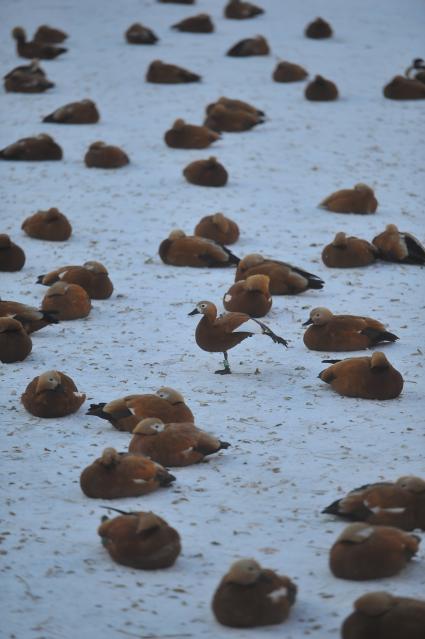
[215,368,232,375]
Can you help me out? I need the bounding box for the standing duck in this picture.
[159,230,239,267]
[194,213,239,245]
[21,370,86,417]
[12,27,67,59]
[43,100,100,124]
[87,387,194,433]
[322,232,378,267]
[80,448,175,499]
[189,300,287,374]
[320,184,378,214]
[22,208,72,241]
[323,475,425,531]
[341,592,425,639]
[302,307,398,351]
[235,254,324,294]
[372,224,425,264]
[319,352,404,399]
[98,510,181,569]
[223,275,272,317]
[329,523,420,580]
[129,418,230,466]
[37,261,113,299]
[0,318,32,363]
[0,234,25,271]
[212,559,296,628]
[0,134,62,161]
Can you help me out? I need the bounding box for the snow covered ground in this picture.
[1,0,424,637]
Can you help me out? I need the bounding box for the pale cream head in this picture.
[46,281,68,296]
[100,448,120,466]
[173,119,185,130]
[354,183,373,193]
[396,476,425,493]
[370,352,390,368]
[156,387,184,404]
[386,224,399,234]
[36,370,61,393]
[332,232,347,247]
[308,307,333,325]
[168,229,186,240]
[133,418,166,435]
[0,234,11,248]
[240,253,264,269]
[83,260,108,273]
[337,522,375,544]
[225,559,262,585]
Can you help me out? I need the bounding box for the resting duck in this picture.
[84,142,129,168]
[383,75,425,100]
[159,230,239,267]
[223,275,272,317]
[0,234,25,271]
[189,300,287,374]
[305,17,333,39]
[21,208,72,241]
[204,103,265,132]
[125,23,158,45]
[0,317,32,363]
[4,60,54,93]
[273,61,308,83]
[372,224,425,264]
[98,510,181,569]
[235,253,324,294]
[37,261,113,299]
[80,448,175,498]
[305,75,338,101]
[227,35,270,57]
[320,184,378,214]
[318,352,404,399]
[43,100,100,124]
[87,386,194,432]
[183,157,228,186]
[194,213,239,245]
[224,0,264,19]
[212,559,296,628]
[146,60,201,83]
[0,134,62,161]
[171,14,214,33]
[0,300,58,334]
[164,119,220,149]
[323,475,425,531]
[21,370,86,417]
[41,282,91,320]
[303,307,398,351]
[321,232,378,267]
[129,418,230,466]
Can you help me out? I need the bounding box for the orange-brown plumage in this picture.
[227,35,270,57]
[84,142,129,168]
[98,511,181,569]
[125,23,158,44]
[342,592,425,639]
[21,370,86,418]
[12,27,67,59]
[159,230,239,267]
[323,476,425,531]
[86,386,194,432]
[236,253,324,294]
[320,184,378,214]
[322,232,378,267]
[303,307,398,351]
[194,213,239,245]
[372,224,425,264]
[0,134,62,161]
[0,317,32,363]
[37,261,113,299]
[164,119,220,149]
[41,282,91,320]
[129,418,230,466]
[33,25,67,43]
[183,157,228,186]
[4,60,54,93]
[329,523,420,580]
[319,352,403,399]
[0,234,25,271]
[171,14,214,33]
[43,100,100,124]
[21,208,72,241]
[204,103,264,132]
[224,0,264,19]
[212,559,296,628]
[305,17,333,39]
[383,76,425,100]
[223,275,272,317]
[273,61,308,82]
[305,75,338,101]
[80,448,175,498]
[0,300,59,334]
[146,60,201,83]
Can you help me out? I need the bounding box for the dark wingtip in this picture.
[86,402,106,416]
[42,114,54,122]
[321,499,341,515]
[220,441,231,449]
[36,274,45,284]
[42,310,59,324]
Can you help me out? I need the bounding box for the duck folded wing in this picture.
[404,234,425,264]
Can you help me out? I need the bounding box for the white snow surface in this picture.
[1,0,424,638]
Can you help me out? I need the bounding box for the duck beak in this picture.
[188,308,200,316]
[302,318,313,326]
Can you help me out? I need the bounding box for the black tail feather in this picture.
[321,359,341,364]
[42,310,59,324]
[86,402,108,418]
[36,274,46,284]
[219,440,231,450]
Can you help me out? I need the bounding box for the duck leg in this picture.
[215,351,231,375]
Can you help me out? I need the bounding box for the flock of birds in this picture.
[2,0,425,636]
